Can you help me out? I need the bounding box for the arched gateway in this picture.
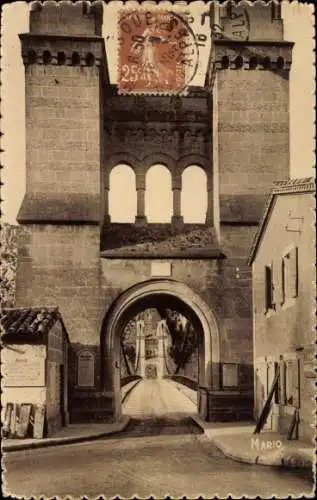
[100,279,220,419]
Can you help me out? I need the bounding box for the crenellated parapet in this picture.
[30,0,103,36]
[20,34,105,68]
[20,1,106,69]
[212,40,293,73]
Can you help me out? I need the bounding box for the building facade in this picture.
[249,178,315,443]
[15,1,293,422]
[2,307,70,437]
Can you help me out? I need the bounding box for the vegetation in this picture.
[0,224,18,308]
[163,309,198,373]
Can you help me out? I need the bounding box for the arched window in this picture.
[181,166,207,223]
[145,164,172,222]
[109,164,136,222]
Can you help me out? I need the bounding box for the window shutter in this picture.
[284,358,300,407]
[290,247,298,298]
[272,260,282,307]
[285,359,293,405]
[291,359,300,408]
[274,361,280,404]
[264,266,272,311]
[270,261,275,306]
[281,257,286,304]
[279,359,286,404]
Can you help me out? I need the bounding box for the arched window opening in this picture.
[181,166,207,223]
[249,56,258,70]
[57,52,66,66]
[72,52,81,66]
[234,56,243,69]
[57,52,66,65]
[86,52,95,66]
[42,50,52,65]
[221,56,230,69]
[28,50,37,65]
[109,164,136,222]
[145,165,172,223]
[276,57,284,70]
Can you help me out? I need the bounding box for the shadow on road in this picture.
[116,415,203,439]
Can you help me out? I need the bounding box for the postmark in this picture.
[207,2,250,41]
[118,9,199,94]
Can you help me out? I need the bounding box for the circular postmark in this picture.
[118,10,199,94]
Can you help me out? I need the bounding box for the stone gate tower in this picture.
[15,1,293,423]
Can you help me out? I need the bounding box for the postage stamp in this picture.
[118,9,199,94]
[1,0,315,499]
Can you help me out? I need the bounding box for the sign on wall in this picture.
[151,262,172,277]
[2,345,46,387]
[77,350,95,388]
[222,363,238,388]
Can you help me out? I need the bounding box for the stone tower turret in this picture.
[16,1,108,347]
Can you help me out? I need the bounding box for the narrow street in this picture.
[3,380,313,499]
[123,378,197,417]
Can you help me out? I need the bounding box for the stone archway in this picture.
[100,279,220,419]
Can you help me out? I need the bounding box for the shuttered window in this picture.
[273,257,283,306]
[281,246,298,304]
[289,246,299,298]
[284,358,300,408]
[264,265,274,312]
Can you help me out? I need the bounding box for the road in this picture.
[3,379,313,499]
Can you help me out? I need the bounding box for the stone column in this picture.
[135,172,147,226]
[205,176,213,225]
[171,175,184,228]
[103,186,111,224]
[156,319,166,378]
[136,319,145,377]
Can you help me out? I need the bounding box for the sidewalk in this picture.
[173,380,315,471]
[2,415,130,452]
[2,381,142,453]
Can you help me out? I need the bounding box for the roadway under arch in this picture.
[100,279,220,420]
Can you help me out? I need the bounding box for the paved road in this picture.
[3,380,313,499]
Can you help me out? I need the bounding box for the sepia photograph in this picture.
[1,0,315,498]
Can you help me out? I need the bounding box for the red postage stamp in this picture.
[118,10,199,94]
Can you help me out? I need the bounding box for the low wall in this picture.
[121,375,142,387]
[165,374,198,391]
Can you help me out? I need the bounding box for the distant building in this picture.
[248,178,315,443]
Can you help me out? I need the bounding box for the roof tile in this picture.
[1,307,60,343]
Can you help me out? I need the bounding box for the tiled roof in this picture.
[272,177,315,190]
[248,177,315,265]
[1,307,60,343]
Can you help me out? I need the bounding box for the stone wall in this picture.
[15,222,255,359]
[15,225,102,346]
[100,225,256,367]
[103,90,211,172]
[212,41,293,223]
[46,320,69,435]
